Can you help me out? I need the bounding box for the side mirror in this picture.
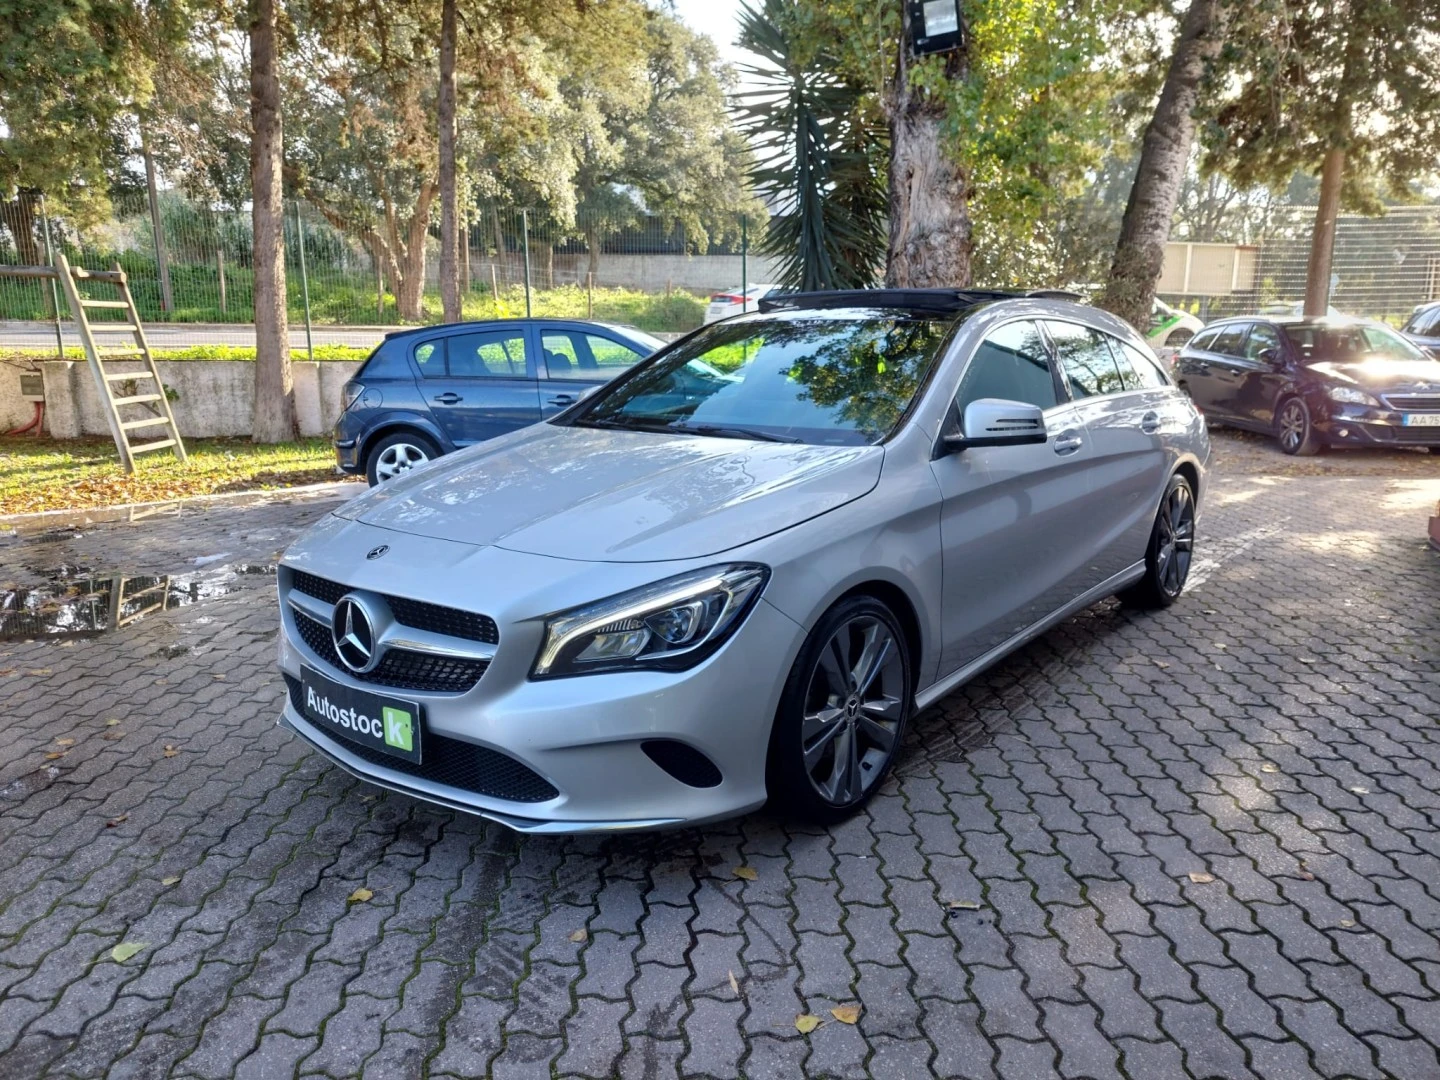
[941,398,1048,454]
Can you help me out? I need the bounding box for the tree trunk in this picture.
[140,123,174,316]
[884,9,971,288]
[438,0,460,322]
[1098,0,1228,331]
[396,184,437,321]
[1304,147,1345,316]
[5,195,42,267]
[248,0,294,443]
[586,221,600,279]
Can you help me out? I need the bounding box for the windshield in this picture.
[569,312,952,445]
[1283,323,1431,363]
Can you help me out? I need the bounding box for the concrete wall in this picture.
[0,364,35,431]
[31,360,362,440]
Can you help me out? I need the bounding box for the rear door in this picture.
[423,326,542,446]
[930,319,1105,674]
[537,326,648,418]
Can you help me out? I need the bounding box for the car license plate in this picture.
[299,665,422,764]
[1402,413,1440,427]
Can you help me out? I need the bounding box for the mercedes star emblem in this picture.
[367,545,390,560]
[331,595,378,673]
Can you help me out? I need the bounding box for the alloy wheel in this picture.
[1278,400,1307,453]
[375,442,430,481]
[800,615,905,806]
[1154,482,1195,598]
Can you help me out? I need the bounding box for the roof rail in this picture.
[755,287,1083,316]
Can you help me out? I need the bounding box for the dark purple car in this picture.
[1175,316,1440,456]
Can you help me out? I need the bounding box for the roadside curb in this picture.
[0,480,361,533]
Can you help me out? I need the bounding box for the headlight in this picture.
[532,564,769,678]
[341,382,365,411]
[1326,385,1378,406]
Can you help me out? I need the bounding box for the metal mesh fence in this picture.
[0,194,774,352]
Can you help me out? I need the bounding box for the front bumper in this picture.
[1317,405,1440,447]
[275,538,801,832]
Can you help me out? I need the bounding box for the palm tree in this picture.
[734,0,887,291]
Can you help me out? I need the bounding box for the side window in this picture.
[1043,320,1125,399]
[1244,323,1281,361]
[956,321,1058,412]
[1189,327,1219,352]
[541,332,580,378]
[1209,323,1249,357]
[414,340,444,378]
[1119,341,1170,389]
[541,332,644,381]
[446,330,528,378]
[584,334,643,378]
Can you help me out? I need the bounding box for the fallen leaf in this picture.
[105,814,128,828]
[347,887,373,903]
[111,941,148,963]
[728,970,740,996]
[1299,657,1317,665]
[0,669,14,677]
[831,1005,861,1025]
[105,719,120,726]
[1212,642,1227,650]
[1298,871,1316,881]
[794,1014,822,1034]
[28,668,52,675]
[1349,786,1370,795]
[44,751,66,761]
[212,674,226,681]
[569,929,588,943]
[55,738,75,747]
[1187,872,1216,884]
[1260,763,1279,773]
[1154,660,1171,669]
[947,900,982,910]
[1339,919,1355,928]
[103,731,125,741]
[732,866,758,881]
[163,748,179,758]
[154,678,167,685]
[161,876,180,886]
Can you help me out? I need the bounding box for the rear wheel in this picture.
[768,597,912,824]
[365,431,440,486]
[1276,397,1323,456]
[1120,474,1197,610]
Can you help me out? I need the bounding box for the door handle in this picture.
[1140,411,1161,434]
[547,394,576,406]
[1053,430,1083,454]
[433,393,463,405]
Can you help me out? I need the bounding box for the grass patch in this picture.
[0,436,355,516]
[461,283,705,333]
[0,345,372,365]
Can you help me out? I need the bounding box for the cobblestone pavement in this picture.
[1,469,1438,1079]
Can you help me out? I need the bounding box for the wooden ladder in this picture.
[53,253,187,472]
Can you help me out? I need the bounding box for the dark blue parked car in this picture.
[335,319,665,484]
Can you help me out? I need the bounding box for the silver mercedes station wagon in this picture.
[276,289,1210,832]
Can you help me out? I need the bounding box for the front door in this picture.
[537,327,646,417]
[423,327,542,446]
[1230,321,1288,428]
[931,319,1104,675]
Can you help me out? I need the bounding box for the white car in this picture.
[704,284,775,324]
[1148,298,1205,349]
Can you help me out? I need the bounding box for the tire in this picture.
[1428,447,1440,456]
[1120,473,1197,610]
[1275,396,1323,456]
[365,431,440,486]
[767,596,913,825]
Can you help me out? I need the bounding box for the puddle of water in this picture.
[0,562,275,640]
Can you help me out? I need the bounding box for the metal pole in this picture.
[295,202,314,360]
[39,196,64,356]
[741,214,748,312]
[521,209,533,318]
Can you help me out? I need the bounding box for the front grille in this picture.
[1384,394,1440,411]
[283,674,558,802]
[292,610,488,693]
[291,571,499,644]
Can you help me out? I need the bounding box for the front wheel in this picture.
[1120,473,1197,610]
[1276,397,1323,456]
[767,597,912,825]
[365,431,440,486]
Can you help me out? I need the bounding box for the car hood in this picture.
[338,423,883,562]
[1310,358,1440,391]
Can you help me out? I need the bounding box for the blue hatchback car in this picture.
[335,318,665,484]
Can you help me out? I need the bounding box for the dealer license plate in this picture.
[1402,413,1440,427]
[299,665,422,764]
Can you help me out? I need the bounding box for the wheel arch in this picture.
[357,418,448,467]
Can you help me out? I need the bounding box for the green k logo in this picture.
[382,707,413,752]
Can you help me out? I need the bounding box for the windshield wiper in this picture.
[577,417,674,434]
[670,422,801,443]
